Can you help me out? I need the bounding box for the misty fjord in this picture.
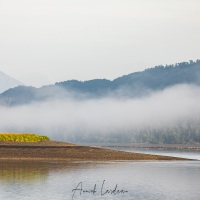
[1,0,200,199]
[0,61,200,200]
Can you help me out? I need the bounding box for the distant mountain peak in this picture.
[0,71,23,94]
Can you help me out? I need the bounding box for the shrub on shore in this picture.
[0,133,50,142]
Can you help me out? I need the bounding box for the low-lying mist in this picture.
[0,84,200,144]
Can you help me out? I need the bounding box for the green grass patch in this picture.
[0,133,50,142]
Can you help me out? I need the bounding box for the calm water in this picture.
[0,158,200,200]
[105,146,200,160]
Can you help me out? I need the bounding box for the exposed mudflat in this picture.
[0,141,189,161]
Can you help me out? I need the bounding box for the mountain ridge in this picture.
[1,60,200,106]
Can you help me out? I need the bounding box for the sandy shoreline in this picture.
[0,141,190,161]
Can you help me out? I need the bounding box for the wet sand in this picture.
[0,141,189,161]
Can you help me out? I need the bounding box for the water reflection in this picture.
[0,160,110,183]
[0,161,49,182]
[0,160,199,200]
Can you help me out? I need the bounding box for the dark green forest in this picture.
[67,120,200,145]
[132,122,200,144]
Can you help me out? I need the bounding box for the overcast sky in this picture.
[0,0,200,87]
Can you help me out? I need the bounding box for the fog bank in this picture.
[0,84,200,143]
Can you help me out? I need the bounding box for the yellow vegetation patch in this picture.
[0,133,50,142]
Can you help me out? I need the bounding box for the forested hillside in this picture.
[1,60,200,145]
[0,60,200,106]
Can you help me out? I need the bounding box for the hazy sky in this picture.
[0,0,200,87]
